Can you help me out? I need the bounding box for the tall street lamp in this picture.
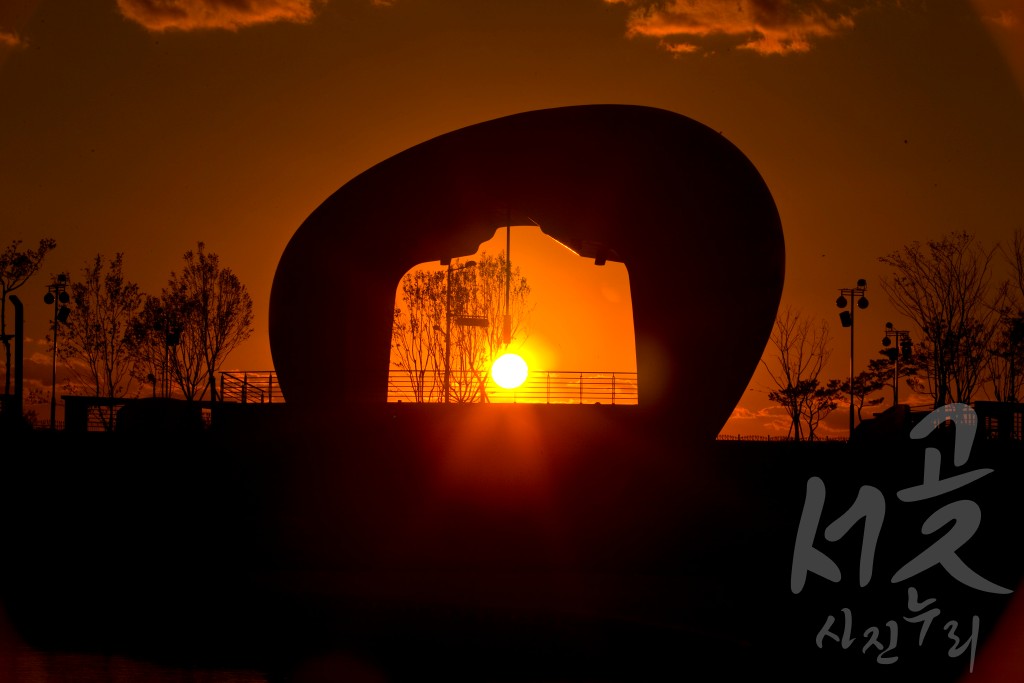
[836,278,868,438]
[503,220,512,347]
[442,260,476,404]
[43,273,71,430]
[881,322,912,406]
[153,307,181,398]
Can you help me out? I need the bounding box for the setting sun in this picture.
[491,353,529,389]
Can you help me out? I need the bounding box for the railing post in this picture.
[268,373,274,403]
[612,372,616,405]
[241,373,248,404]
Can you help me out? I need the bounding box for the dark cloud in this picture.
[605,0,865,55]
[116,0,322,32]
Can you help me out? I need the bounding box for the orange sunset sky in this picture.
[1,0,1023,436]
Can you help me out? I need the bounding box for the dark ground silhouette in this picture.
[0,404,1019,682]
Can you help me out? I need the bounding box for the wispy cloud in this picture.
[719,404,794,438]
[115,0,324,32]
[605,0,865,56]
[726,405,774,421]
[0,29,25,48]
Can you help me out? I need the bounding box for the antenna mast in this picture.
[503,212,512,346]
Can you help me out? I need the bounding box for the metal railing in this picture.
[387,369,638,405]
[219,371,283,404]
[716,434,849,442]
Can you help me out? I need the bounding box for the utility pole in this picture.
[503,213,512,347]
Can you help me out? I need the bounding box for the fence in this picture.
[387,370,638,405]
[219,371,283,404]
[716,434,849,442]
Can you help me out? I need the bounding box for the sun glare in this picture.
[491,353,529,389]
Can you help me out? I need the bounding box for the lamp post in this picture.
[442,260,476,404]
[43,273,71,430]
[836,278,868,438]
[153,307,181,399]
[503,220,512,347]
[881,322,912,406]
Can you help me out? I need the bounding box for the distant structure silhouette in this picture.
[270,104,785,441]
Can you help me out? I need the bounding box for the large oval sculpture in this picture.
[270,104,784,440]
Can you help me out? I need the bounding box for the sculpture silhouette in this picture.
[270,104,785,439]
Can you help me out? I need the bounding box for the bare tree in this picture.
[0,238,56,395]
[58,254,145,430]
[987,227,1024,402]
[986,316,1024,402]
[127,295,183,399]
[879,231,1004,408]
[389,251,531,402]
[842,366,887,423]
[806,378,843,441]
[1005,227,1024,300]
[865,352,920,409]
[450,251,532,402]
[761,307,832,441]
[163,243,254,402]
[390,269,447,402]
